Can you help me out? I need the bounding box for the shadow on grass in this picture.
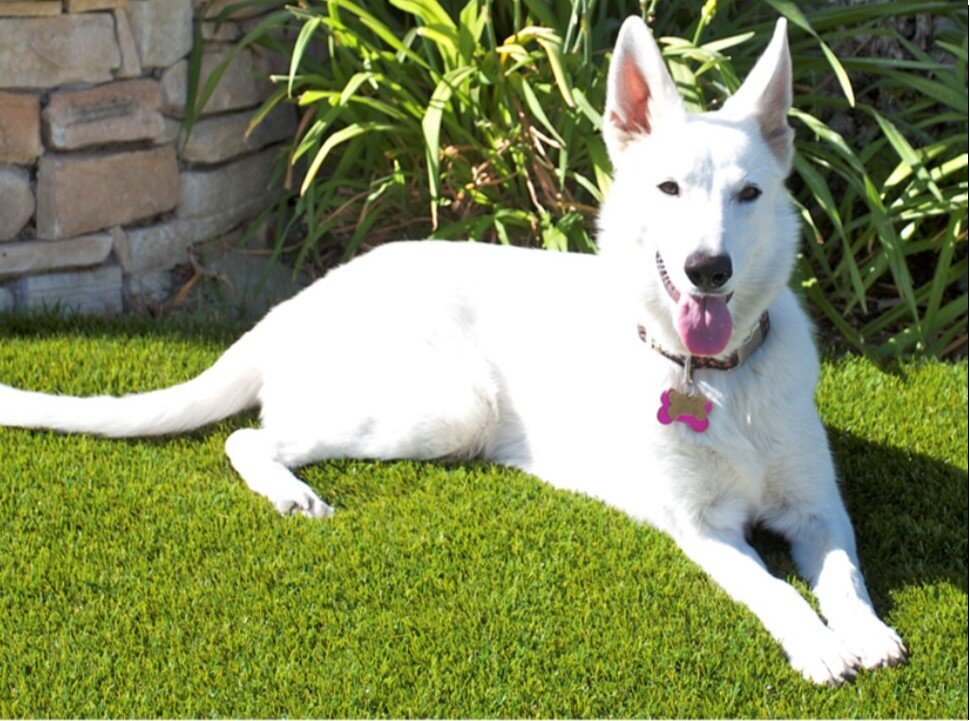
[830,427,968,603]
[0,308,249,346]
[752,426,968,616]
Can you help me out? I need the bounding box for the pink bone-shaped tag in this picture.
[657,388,712,433]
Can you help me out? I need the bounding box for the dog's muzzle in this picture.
[654,251,735,357]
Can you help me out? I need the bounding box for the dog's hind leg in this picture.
[228,338,502,517]
[224,428,333,518]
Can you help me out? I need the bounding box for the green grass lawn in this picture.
[0,314,966,718]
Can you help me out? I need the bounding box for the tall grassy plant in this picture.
[203,0,633,261]
[778,2,968,358]
[189,0,967,358]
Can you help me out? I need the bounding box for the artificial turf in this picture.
[0,313,966,718]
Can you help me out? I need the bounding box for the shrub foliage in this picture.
[189,0,968,358]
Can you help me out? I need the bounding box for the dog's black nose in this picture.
[684,252,732,291]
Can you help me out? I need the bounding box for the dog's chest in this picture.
[660,368,799,518]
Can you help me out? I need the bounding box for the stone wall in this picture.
[0,0,294,314]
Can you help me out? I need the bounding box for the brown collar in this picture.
[637,312,770,380]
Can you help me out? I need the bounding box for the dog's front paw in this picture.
[272,479,334,519]
[783,627,860,685]
[833,615,907,670]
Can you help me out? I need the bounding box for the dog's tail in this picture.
[0,332,261,438]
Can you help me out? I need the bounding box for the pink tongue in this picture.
[677,294,733,356]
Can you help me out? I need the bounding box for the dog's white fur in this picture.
[0,18,905,685]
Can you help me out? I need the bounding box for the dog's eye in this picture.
[658,181,680,197]
[738,184,762,203]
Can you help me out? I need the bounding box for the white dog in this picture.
[0,17,906,684]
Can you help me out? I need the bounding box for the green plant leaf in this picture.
[421,64,477,222]
[301,122,395,196]
[288,17,322,97]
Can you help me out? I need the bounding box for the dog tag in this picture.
[658,388,712,433]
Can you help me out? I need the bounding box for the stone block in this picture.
[112,5,142,79]
[126,268,171,307]
[154,116,182,146]
[196,0,264,19]
[177,145,278,221]
[126,0,192,69]
[181,104,296,164]
[0,15,120,88]
[0,2,61,17]
[201,19,239,41]
[65,0,128,10]
[114,221,191,273]
[161,48,270,117]
[0,234,113,278]
[117,208,257,274]
[0,285,13,311]
[0,91,42,163]
[44,79,164,150]
[19,265,123,314]
[0,166,33,241]
[36,146,179,240]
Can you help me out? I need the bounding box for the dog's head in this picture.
[597,17,799,358]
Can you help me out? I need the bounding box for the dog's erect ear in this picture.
[603,16,685,161]
[721,19,794,170]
